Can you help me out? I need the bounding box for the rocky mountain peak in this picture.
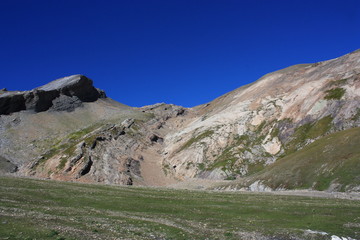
[37,74,89,90]
[0,74,106,115]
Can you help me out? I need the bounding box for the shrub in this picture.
[324,87,345,100]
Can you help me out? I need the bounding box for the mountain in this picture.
[1,50,359,192]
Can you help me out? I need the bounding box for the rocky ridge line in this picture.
[0,74,106,115]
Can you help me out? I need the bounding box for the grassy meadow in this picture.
[0,176,359,239]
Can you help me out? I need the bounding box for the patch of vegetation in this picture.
[57,145,76,170]
[130,122,140,131]
[209,157,237,172]
[352,108,360,121]
[185,161,194,170]
[38,124,100,169]
[57,157,68,170]
[48,230,59,237]
[84,135,97,146]
[270,127,280,139]
[177,130,214,152]
[41,148,60,162]
[162,163,170,175]
[207,133,267,178]
[284,115,333,155]
[208,143,238,171]
[63,145,77,158]
[0,176,359,239]
[253,134,267,146]
[255,127,360,191]
[255,120,267,134]
[197,163,205,171]
[234,134,250,143]
[67,124,100,142]
[324,87,346,100]
[307,115,333,138]
[246,162,265,176]
[142,112,155,120]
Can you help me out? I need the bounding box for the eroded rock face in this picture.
[0,75,106,115]
[50,95,83,112]
[27,110,185,186]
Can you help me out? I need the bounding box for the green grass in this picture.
[37,123,104,173]
[324,87,346,100]
[270,126,280,138]
[246,162,265,176]
[38,124,99,165]
[57,145,77,170]
[307,115,333,139]
[206,133,268,178]
[67,124,102,142]
[0,177,359,239]
[57,157,68,170]
[197,163,205,171]
[254,127,360,191]
[255,120,267,134]
[284,115,333,155]
[177,130,214,152]
[83,134,97,146]
[208,146,237,171]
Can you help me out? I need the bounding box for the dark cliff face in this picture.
[0,75,106,115]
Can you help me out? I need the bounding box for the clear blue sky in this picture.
[1,0,359,107]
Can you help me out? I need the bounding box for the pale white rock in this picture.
[236,124,247,136]
[304,229,328,235]
[343,84,360,97]
[262,137,281,155]
[206,168,227,180]
[37,74,84,91]
[331,236,345,240]
[251,114,264,126]
[309,100,328,116]
[249,180,272,192]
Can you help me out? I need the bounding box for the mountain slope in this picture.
[1,50,360,191]
[161,49,360,191]
[0,76,183,185]
[214,126,360,192]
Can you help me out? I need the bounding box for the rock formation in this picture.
[0,75,106,115]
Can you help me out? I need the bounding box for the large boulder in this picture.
[0,75,106,115]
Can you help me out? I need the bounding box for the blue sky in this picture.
[1,0,359,107]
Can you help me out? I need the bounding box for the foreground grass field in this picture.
[0,177,359,239]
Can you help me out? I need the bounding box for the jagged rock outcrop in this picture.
[26,103,186,185]
[0,74,106,115]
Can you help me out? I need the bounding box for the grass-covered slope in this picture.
[253,127,360,191]
[0,176,359,239]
